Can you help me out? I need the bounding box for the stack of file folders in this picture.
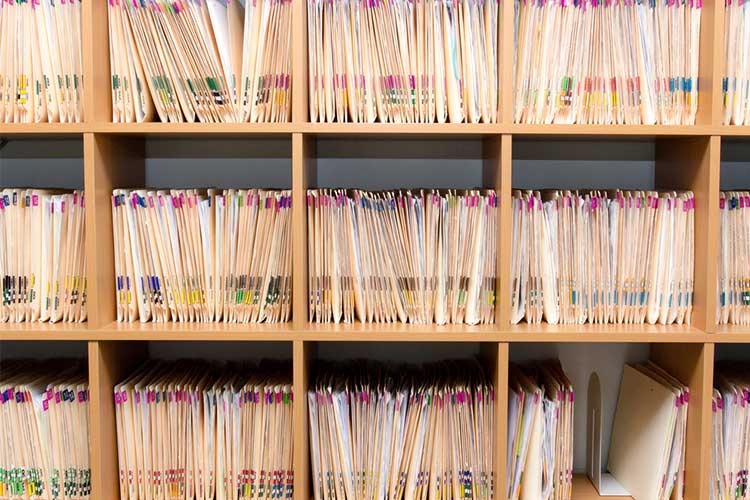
[711,362,750,500]
[0,360,90,500]
[507,360,573,500]
[307,189,497,324]
[112,189,292,323]
[115,360,293,500]
[308,359,494,500]
[510,190,695,325]
[108,0,291,123]
[307,0,500,123]
[608,362,688,500]
[717,191,750,325]
[0,0,83,123]
[0,189,87,323]
[723,0,750,125]
[514,0,701,125]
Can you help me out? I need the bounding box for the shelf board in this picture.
[511,123,714,137]
[0,122,736,138]
[95,321,298,340]
[299,122,503,136]
[505,322,706,342]
[91,122,296,135]
[571,475,631,500]
[0,321,714,342]
[0,322,94,340]
[709,324,750,341]
[717,126,750,137]
[301,322,501,341]
[0,122,86,136]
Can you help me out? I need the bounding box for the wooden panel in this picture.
[85,134,145,328]
[650,343,713,500]
[88,341,147,500]
[293,340,316,500]
[84,0,111,123]
[482,135,511,325]
[485,342,508,500]
[655,136,720,332]
[292,134,317,326]
[482,135,502,324]
[499,135,512,325]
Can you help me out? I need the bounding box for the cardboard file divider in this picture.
[586,372,630,496]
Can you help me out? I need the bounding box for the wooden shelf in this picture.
[0,321,713,342]
[90,122,296,136]
[94,321,298,340]
[298,122,504,136]
[0,322,93,340]
[716,126,750,137]
[0,123,86,136]
[0,122,737,137]
[571,475,632,500]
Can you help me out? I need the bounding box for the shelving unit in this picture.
[0,1,745,500]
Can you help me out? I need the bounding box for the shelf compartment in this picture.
[86,134,293,329]
[296,135,506,327]
[299,340,504,500]
[509,136,717,333]
[89,339,293,500]
[508,342,711,500]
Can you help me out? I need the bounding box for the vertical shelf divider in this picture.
[293,133,317,328]
[655,136,720,333]
[88,341,147,500]
[484,342,508,500]
[84,0,111,124]
[293,340,317,500]
[650,343,714,500]
[84,134,145,328]
[482,134,512,325]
